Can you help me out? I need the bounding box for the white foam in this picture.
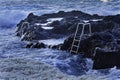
[40,18,63,30]
[1,28,120,80]
[41,26,54,30]
[0,58,76,80]
[91,19,103,22]
[0,10,29,26]
[39,37,67,45]
[47,18,63,22]
[101,0,109,2]
[83,20,89,23]
[40,23,48,26]
[34,23,41,26]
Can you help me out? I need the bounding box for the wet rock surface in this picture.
[93,49,120,69]
[52,30,119,54]
[16,10,105,41]
[16,10,120,41]
[25,42,46,48]
[16,10,120,69]
[50,27,120,69]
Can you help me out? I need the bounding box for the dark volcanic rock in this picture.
[42,10,93,18]
[25,43,34,48]
[54,28,120,58]
[16,10,107,41]
[93,48,120,69]
[25,42,46,48]
[103,14,120,24]
[60,35,74,51]
[16,10,120,69]
[83,34,117,58]
[25,13,47,23]
[90,21,114,32]
[16,10,120,41]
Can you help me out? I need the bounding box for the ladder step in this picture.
[70,50,77,53]
[74,39,80,42]
[73,45,79,47]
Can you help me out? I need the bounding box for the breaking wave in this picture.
[0,0,120,79]
[0,0,120,28]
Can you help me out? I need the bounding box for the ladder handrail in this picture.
[70,22,92,54]
[21,22,30,35]
[85,23,92,35]
[20,22,32,41]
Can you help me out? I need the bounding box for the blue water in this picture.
[0,0,120,79]
[0,0,120,27]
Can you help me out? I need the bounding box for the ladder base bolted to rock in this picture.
[70,22,92,54]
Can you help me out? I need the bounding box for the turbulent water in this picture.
[0,0,120,80]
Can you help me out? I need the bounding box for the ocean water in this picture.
[0,0,120,27]
[0,0,120,80]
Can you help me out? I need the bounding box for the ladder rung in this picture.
[70,50,77,53]
[73,45,79,47]
[74,39,80,42]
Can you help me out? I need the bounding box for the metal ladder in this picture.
[70,23,92,54]
[20,22,32,41]
[21,22,30,35]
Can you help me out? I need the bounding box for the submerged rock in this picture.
[25,42,46,48]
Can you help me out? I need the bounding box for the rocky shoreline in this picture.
[16,10,120,69]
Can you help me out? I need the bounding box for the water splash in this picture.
[101,0,109,2]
